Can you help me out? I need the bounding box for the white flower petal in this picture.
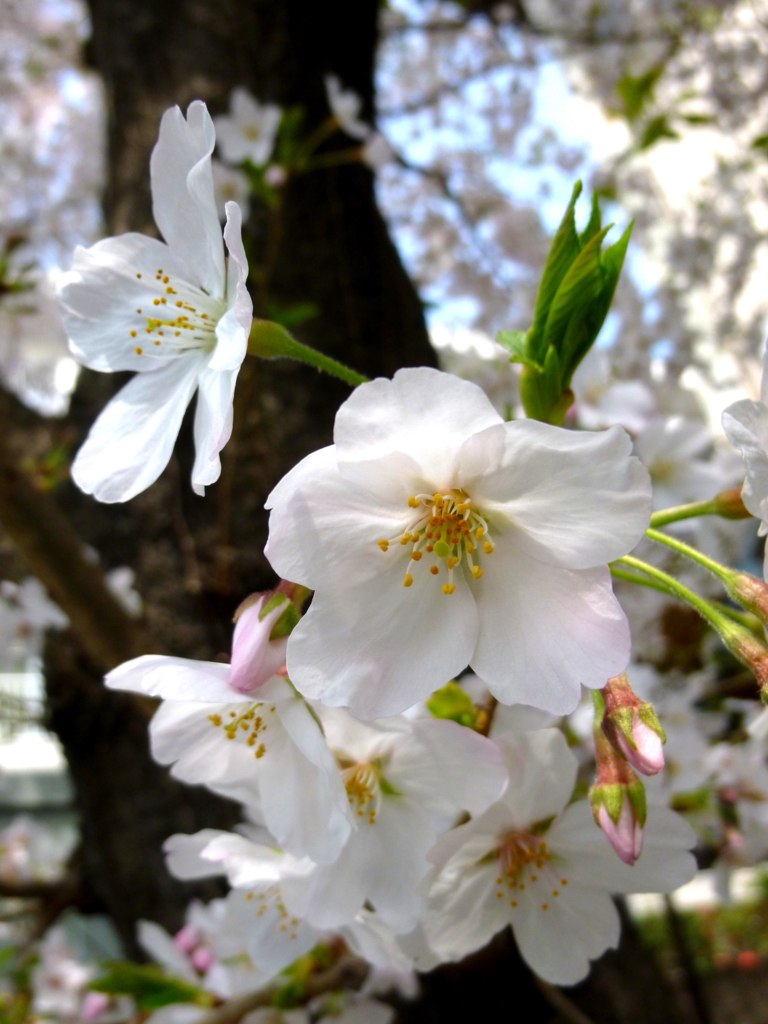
[471,542,630,713]
[495,729,577,827]
[150,102,224,297]
[106,655,234,702]
[265,447,409,591]
[163,830,235,879]
[138,921,198,984]
[57,233,196,372]
[286,561,478,719]
[191,365,237,495]
[722,399,768,525]
[388,718,507,816]
[424,859,506,962]
[461,420,651,569]
[71,353,205,503]
[513,881,620,985]
[334,368,502,483]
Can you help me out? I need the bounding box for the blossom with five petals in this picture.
[266,367,652,718]
[105,658,350,864]
[57,101,252,502]
[213,88,281,167]
[423,729,696,985]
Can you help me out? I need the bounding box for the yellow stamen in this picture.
[403,574,413,587]
[442,583,455,595]
[472,565,483,579]
[377,539,389,551]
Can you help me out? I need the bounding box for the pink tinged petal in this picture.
[150,102,224,297]
[191,947,214,973]
[388,718,507,816]
[191,364,237,495]
[174,924,200,955]
[71,352,205,503]
[82,992,111,1021]
[265,446,409,591]
[461,420,652,570]
[57,233,196,373]
[722,400,768,525]
[471,541,630,714]
[286,559,478,719]
[229,597,288,694]
[333,367,502,484]
[615,716,665,776]
[138,921,198,983]
[494,729,578,827]
[512,880,620,986]
[105,655,234,702]
[597,800,643,865]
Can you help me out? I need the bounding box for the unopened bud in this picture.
[230,584,306,694]
[600,673,665,776]
[82,992,111,1022]
[712,615,768,696]
[191,946,215,973]
[593,785,645,866]
[722,571,768,631]
[712,487,751,520]
[173,923,200,955]
[591,699,647,865]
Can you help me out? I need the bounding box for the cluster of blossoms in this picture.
[49,95,768,1017]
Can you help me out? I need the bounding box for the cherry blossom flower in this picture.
[57,101,252,502]
[213,88,281,166]
[422,729,696,985]
[164,831,412,980]
[105,660,351,864]
[325,75,370,140]
[266,367,651,718]
[723,379,768,574]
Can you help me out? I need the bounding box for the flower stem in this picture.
[649,499,716,528]
[248,319,368,387]
[615,554,733,633]
[644,527,730,583]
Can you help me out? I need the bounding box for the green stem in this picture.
[248,320,368,388]
[615,554,733,633]
[649,499,716,528]
[610,565,674,598]
[644,526,731,583]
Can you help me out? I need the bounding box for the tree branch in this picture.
[195,955,369,1024]
[0,426,152,671]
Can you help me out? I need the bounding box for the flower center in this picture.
[129,267,226,358]
[376,490,494,595]
[243,886,301,941]
[243,124,261,140]
[207,702,277,760]
[494,830,567,912]
[340,762,381,825]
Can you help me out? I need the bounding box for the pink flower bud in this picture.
[614,712,665,776]
[191,946,215,973]
[597,795,644,866]
[81,992,110,1021]
[229,593,291,694]
[264,164,287,188]
[173,923,200,954]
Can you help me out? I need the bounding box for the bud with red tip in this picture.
[600,673,665,776]
[712,486,751,520]
[590,696,647,865]
[711,614,768,698]
[229,581,309,695]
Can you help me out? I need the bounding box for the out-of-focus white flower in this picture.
[423,729,696,985]
[571,348,655,434]
[106,659,351,864]
[362,133,393,169]
[31,926,95,1020]
[723,369,768,574]
[325,75,370,140]
[57,101,252,502]
[0,576,67,668]
[266,367,651,719]
[212,160,251,222]
[430,326,519,417]
[0,814,73,883]
[213,89,281,167]
[634,416,727,512]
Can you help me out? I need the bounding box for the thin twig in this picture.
[195,955,369,1024]
[533,977,597,1024]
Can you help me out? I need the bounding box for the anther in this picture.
[135,347,143,354]
[430,566,439,575]
[446,556,459,569]
[441,583,455,595]
[411,551,422,561]
[472,566,483,579]
[483,541,493,554]
[403,574,413,588]
[377,539,389,552]
[408,496,419,508]
[130,330,137,337]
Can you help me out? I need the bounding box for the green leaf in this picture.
[615,67,663,121]
[680,114,714,126]
[578,193,602,248]
[752,134,768,150]
[90,963,211,1011]
[495,330,542,371]
[527,181,583,364]
[426,682,479,729]
[638,115,679,151]
[518,346,563,424]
